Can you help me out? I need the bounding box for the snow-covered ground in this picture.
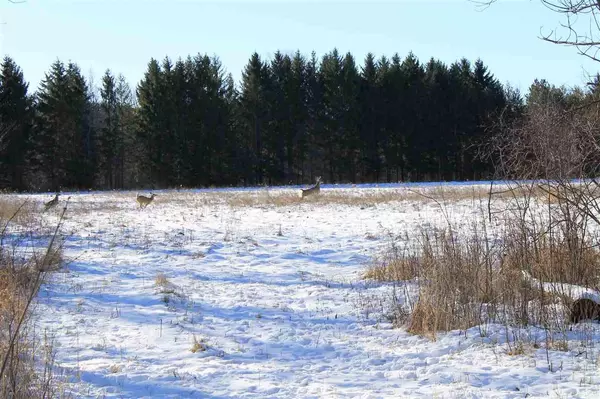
[15,183,600,398]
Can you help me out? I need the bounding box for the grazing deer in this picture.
[136,193,156,208]
[300,176,322,199]
[43,193,60,212]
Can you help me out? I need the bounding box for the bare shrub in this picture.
[491,90,600,312]
[370,189,597,340]
[378,89,600,349]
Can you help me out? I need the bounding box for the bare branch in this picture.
[480,1,600,69]
[469,0,497,11]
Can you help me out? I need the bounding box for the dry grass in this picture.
[524,236,600,287]
[155,273,178,297]
[363,258,418,281]
[0,197,37,228]
[505,341,529,356]
[364,253,419,282]
[0,265,36,318]
[12,182,564,218]
[367,186,600,341]
[190,335,208,353]
[175,182,568,209]
[116,184,508,210]
[402,228,500,338]
[225,185,502,208]
[155,273,169,288]
[108,364,122,374]
[0,198,65,398]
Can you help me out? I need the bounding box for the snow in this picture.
[13,183,600,398]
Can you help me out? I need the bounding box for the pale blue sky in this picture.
[0,0,598,95]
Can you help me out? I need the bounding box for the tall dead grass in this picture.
[366,186,600,342]
[0,198,37,229]
[0,196,66,398]
[153,183,534,209]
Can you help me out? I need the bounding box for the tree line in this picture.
[0,49,589,191]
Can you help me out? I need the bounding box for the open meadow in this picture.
[4,181,600,398]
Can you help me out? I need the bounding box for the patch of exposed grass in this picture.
[155,273,169,288]
[190,335,207,353]
[0,197,37,228]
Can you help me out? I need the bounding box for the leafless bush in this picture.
[366,92,600,351]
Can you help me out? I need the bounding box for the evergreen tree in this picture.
[400,52,426,180]
[99,70,136,189]
[380,53,407,181]
[204,56,232,186]
[34,60,67,190]
[288,51,309,184]
[320,49,344,182]
[423,58,450,180]
[0,49,540,189]
[359,52,382,181]
[0,56,31,190]
[114,74,139,188]
[526,78,568,108]
[34,60,95,190]
[221,72,249,185]
[137,58,168,186]
[66,62,96,188]
[239,53,270,184]
[100,69,119,189]
[340,52,361,182]
[304,51,323,183]
[181,54,205,186]
[469,59,507,179]
[267,51,292,183]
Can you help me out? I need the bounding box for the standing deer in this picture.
[300,176,322,199]
[136,193,156,208]
[43,193,60,212]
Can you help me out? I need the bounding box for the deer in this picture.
[136,193,156,209]
[43,193,60,212]
[300,176,322,199]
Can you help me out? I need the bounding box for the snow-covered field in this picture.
[16,183,600,398]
